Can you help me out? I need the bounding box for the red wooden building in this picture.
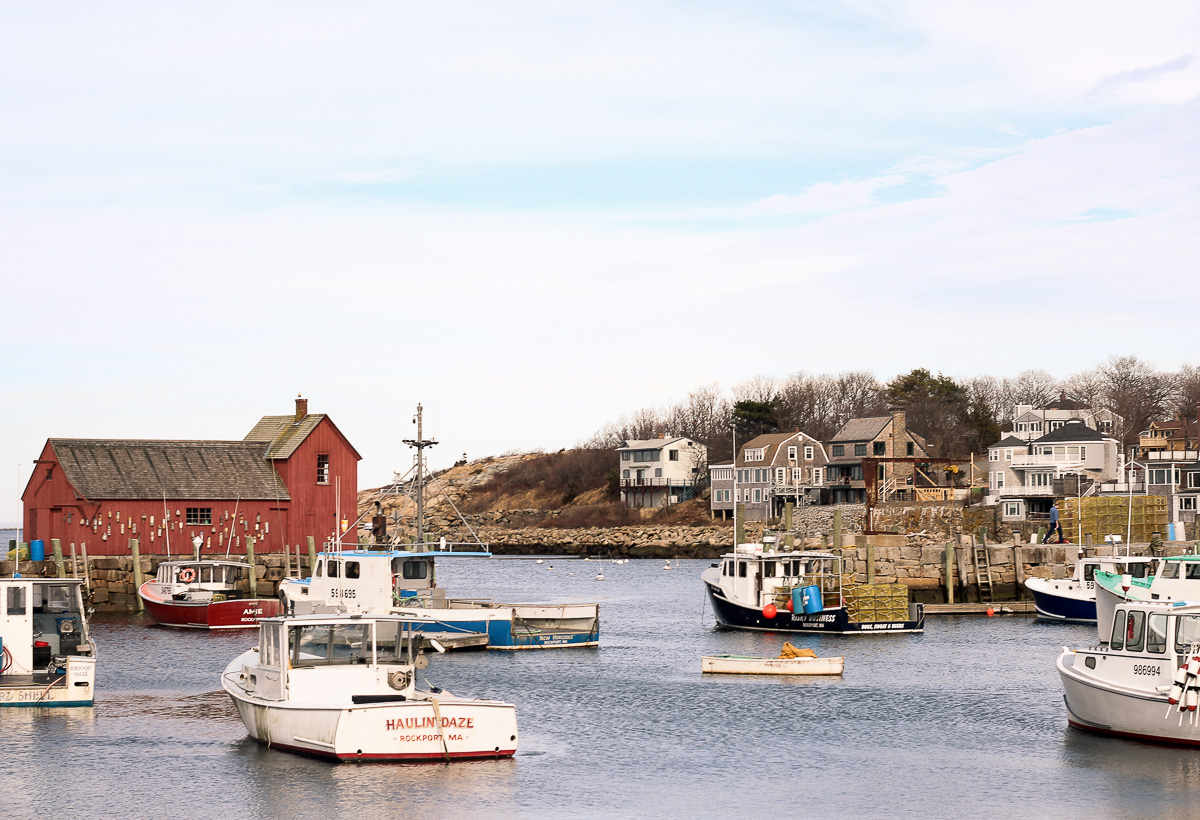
[21,398,360,557]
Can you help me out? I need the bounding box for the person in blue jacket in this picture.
[1043,501,1064,543]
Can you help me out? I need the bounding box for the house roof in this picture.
[990,435,1027,449]
[617,437,692,451]
[47,439,289,501]
[736,431,822,467]
[830,417,890,443]
[1032,423,1109,444]
[1045,393,1087,411]
[245,414,326,459]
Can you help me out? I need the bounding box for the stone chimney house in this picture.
[824,411,930,504]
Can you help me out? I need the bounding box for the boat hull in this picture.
[1024,578,1096,623]
[392,603,601,649]
[0,656,96,708]
[701,655,844,675]
[705,582,923,634]
[1058,649,1200,746]
[224,692,518,762]
[139,583,281,629]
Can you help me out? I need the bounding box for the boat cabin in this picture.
[1074,556,1156,587]
[244,615,422,702]
[0,578,93,674]
[1136,556,1200,600]
[154,560,250,599]
[283,547,489,615]
[1105,601,1200,659]
[714,545,842,611]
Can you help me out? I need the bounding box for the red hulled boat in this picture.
[138,559,281,629]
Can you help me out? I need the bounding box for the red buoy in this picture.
[986,606,995,617]
[785,599,794,612]
[762,604,778,619]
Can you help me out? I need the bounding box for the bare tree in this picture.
[732,375,779,405]
[1098,355,1177,446]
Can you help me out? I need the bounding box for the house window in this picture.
[792,467,802,482]
[832,445,844,457]
[804,446,814,460]
[1028,473,1051,488]
[873,442,886,456]
[1149,469,1178,486]
[990,450,999,462]
[1004,502,1022,517]
[669,450,679,461]
[654,468,662,478]
[906,442,914,456]
[735,489,741,502]
[623,469,630,479]
[1180,497,1197,512]
[1005,450,1012,461]
[621,452,631,461]
[854,444,867,456]
[996,472,1004,488]
[753,488,762,503]
[1188,473,1200,489]
[634,450,659,462]
[1050,420,1064,430]
[776,468,785,484]
[317,454,330,485]
[812,468,822,485]
[787,446,797,461]
[746,449,764,462]
[45,467,53,480]
[186,507,213,525]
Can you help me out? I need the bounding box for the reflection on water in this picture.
[4,559,1200,818]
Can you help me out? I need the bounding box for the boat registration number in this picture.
[1133,664,1161,676]
[330,588,356,599]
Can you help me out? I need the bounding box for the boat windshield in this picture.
[1176,614,1200,650]
[1129,562,1153,579]
[373,620,411,664]
[289,622,371,667]
[1159,562,1180,579]
[34,583,80,614]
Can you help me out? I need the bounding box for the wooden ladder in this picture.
[972,535,994,602]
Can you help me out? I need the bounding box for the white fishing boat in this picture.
[1094,555,1200,644]
[221,612,518,762]
[701,651,844,676]
[1058,598,1200,746]
[1025,554,1156,623]
[0,578,96,707]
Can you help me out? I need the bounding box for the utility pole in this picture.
[403,404,438,547]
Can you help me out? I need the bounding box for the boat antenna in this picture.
[225,497,241,558]
[163,492,171,559]
[403,404,438,550]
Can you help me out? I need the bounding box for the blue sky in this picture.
[2,1,1198,520]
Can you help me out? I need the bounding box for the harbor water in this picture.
[4,557,1200,819]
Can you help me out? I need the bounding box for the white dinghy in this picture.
[701,643,844,676]
[222,613,518,762]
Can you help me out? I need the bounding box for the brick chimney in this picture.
[295,396,308,421]
[891,409,907,456]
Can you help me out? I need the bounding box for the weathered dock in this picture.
[924,601,1036,615]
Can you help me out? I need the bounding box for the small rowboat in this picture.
[701,654,844,676]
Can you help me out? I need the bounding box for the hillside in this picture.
[357,451,717,539]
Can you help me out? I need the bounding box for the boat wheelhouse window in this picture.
[1187,564,1200,581]
[345,561,360,580]
[289,622,370,667]
[723,560,732,576]
[39,584,76,613]
[6,586,26,615]
[1130,562,1152,579]
[328,561,340,578]
[738,561,747,578]
[402,560,428,580]
[763,561,777,578]
[1110,610,1125,650]
[1159,562,1179,579]
[1082,564,1097,582]
[1125,610,1146,652]
[374,621,407,664]
[315,560,323,577]
[260,624,281,668]
[1177,615,1200,649]
[1147,613,1168,654]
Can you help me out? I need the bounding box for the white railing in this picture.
[994,486,1057,497]
[1009,454,1086,468]
[1142,450,1200,461]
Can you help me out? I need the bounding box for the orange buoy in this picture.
[986,606,995,617]
[762,603,778,619]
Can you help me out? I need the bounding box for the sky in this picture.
[2,1,1198,521]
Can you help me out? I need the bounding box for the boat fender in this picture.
[1186,688,1199,713]
[388,670,411,691]
[1170,663,1190,704]
[179,568,196,583]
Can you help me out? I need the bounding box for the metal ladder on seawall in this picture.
[972,535,994,602]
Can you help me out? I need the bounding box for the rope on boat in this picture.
[35,675,65,703]
[428,697,451,764]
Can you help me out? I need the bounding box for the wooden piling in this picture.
[833,509,843,550]
[246,536,257,598]
[784,503,794,549]
[1013,546,1025,599]
[51,539,66,579]
[131,539,144,612]
[735,505,745,546]
[80,542,91,591]
[944,541,955,604]
[69,541,78,578]
[866,541,876,584]
[307,536,317,577]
